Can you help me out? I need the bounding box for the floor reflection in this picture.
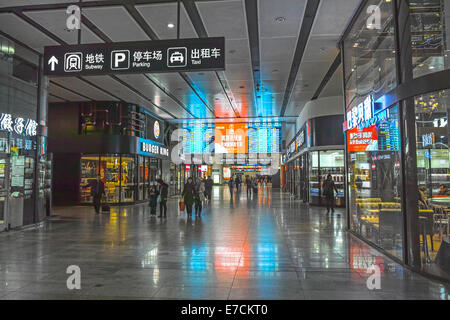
[0,186,447,299]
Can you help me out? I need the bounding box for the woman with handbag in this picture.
[182,177,195,219]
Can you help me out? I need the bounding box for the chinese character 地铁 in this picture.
[85,53,95,64]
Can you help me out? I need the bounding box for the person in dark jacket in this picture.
[149,184,159,216]
[91,178,105,214]
[157,178,169,218]
[322,174,338,213]
[205,176,213,201]
[228,177,235,199]
[246,176,252,198]
[182,177,195,219]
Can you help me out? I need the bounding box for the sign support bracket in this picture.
[177,0,181,39]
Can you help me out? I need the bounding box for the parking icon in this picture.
[64,52,83,72]
[111,50,130,70]
[167,47,187,68]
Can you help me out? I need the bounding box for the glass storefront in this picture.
[79,154,161,204]
[347,105,403,259]
[410,0,450,78]
[415,90,449,275]
[309,150,345,206]
[343,0,397,111]
[342,0,450,280]
[0,35,47,230]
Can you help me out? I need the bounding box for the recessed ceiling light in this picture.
[167,23,175,28]
[275,17,286,23]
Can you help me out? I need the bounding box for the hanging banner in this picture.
[44,37,225,76]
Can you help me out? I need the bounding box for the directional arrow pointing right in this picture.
[48,56,58,71]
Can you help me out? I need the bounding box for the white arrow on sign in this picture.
[48,56,58,71]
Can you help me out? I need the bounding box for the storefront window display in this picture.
[80,154,161,204]
[415,90,449,276]
[80,156,99,203]
[100,155,120,204]
[309,150,345,206]
[342,0,450,281]
[121,156,136,203]
[347,104,403,259]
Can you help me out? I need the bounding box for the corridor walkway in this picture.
[0,187,448,300]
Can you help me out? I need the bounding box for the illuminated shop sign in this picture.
[347,125,378,152]
[296,130,305,150]
[0,113,38,137]
[139,138,169,158]
[347,96,373,130]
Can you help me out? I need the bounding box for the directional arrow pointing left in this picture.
[48,56,58,71]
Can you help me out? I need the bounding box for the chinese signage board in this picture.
[44,37,225,76]
[138,138,169,159]
[347,95,373,131]
[347,124,378,152]
[0,113,38,137]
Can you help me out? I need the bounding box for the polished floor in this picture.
[0,186,449,300]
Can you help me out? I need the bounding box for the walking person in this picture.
[235,175,241,193]
[205,176,213,202]
[182,177,195,219]
[252,178,258,197]
[246,175,252,198]
[228,177,235,199]
[157,178,169,218]
[92,178,105,214]
[194,179,205,217]
[322,174,338,213]
[149,183,159,216]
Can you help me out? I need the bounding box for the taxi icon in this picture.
[167,47,187,67]
[170,51,184,64]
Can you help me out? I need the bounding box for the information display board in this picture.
[248,122,281,154]
[44,37,225,76]
[215,123,248,154]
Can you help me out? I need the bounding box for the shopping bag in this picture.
[179,199,185,211]
[157,195,161,203]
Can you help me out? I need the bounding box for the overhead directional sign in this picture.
[44,37,225,76]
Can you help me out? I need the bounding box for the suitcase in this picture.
[179,200,185,211]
